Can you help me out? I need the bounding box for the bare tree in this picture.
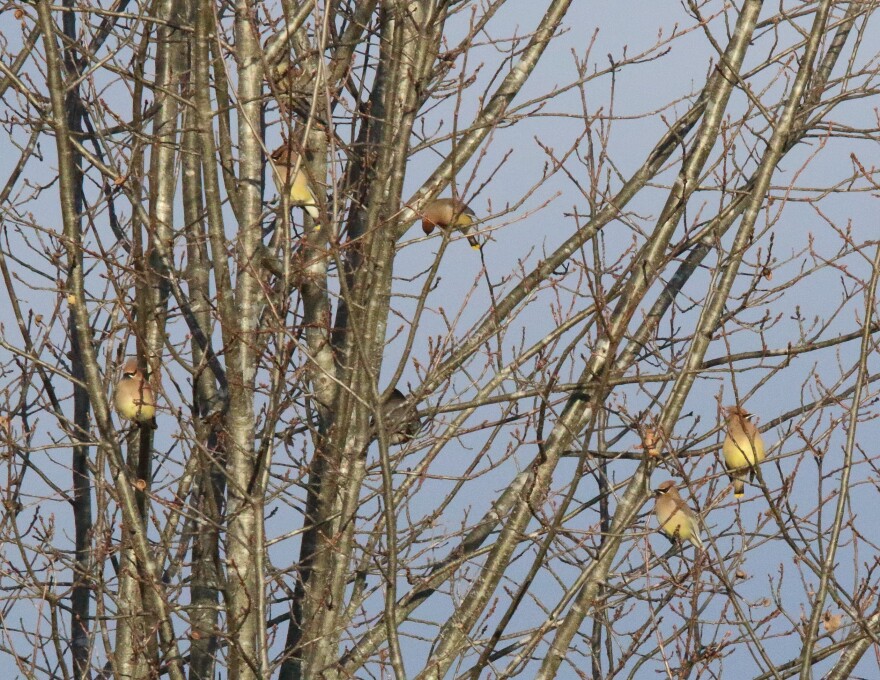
[1,1,879,678]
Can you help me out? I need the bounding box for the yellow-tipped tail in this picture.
[732,478,745,497]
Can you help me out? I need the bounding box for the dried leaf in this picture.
[642,426,661,458]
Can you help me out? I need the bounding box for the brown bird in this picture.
[722,406,765,497]
[267,60,309,115]
[421,198,481,249]
[114,358,157,428]
[653,480,703,549]
[374,389,422,445]
[270,143,320,222]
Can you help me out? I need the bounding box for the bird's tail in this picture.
[732,475,745,497]
[467,235,481,250]
[304,203,320,222]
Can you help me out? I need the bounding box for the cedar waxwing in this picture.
[115,358,157,428]
[270,143,320,222]
[823,610,843,635]
[722,406,765,497]
[373,388,422,445]
[267,61,309,116]
[653,480,703,549]
[421,198,481,249]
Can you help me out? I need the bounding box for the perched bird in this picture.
[653,480,703,549]
[115,358,157,428]
[266,60,310,116]
[722,406,765,497]
[421,198,481,249]
[270,143,320,222]
[374,388,422,445]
